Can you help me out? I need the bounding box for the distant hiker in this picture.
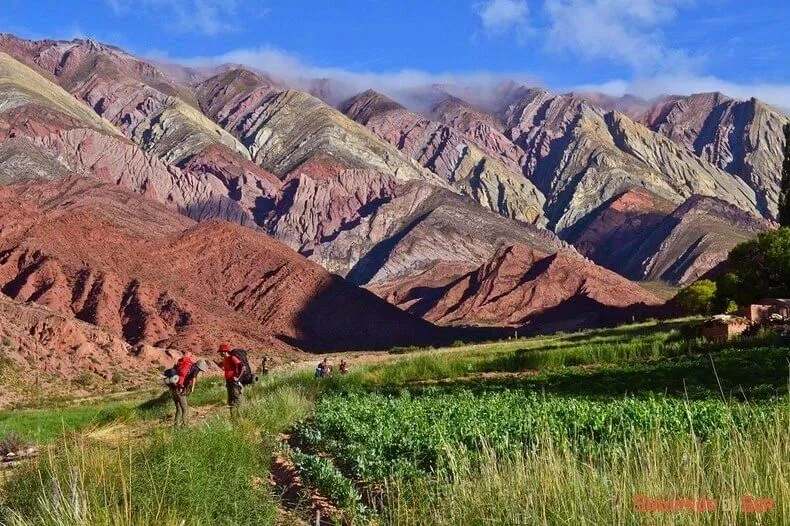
[218,343,247,417]
[315,357,332,378]
[164,354,208,428]
[260,356,270,376]
[339,359,349,375]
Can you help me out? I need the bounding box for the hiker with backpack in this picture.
[314,357,331,378]
[164,353,209,428]
[217,344,255,417]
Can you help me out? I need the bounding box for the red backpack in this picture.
[175,356,195,386]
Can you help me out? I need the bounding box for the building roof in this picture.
[703,314,750,326]
[754,299,790,307]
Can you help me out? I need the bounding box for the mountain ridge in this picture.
[0,33,782,350]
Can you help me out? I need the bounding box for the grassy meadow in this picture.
[0,318,787,524]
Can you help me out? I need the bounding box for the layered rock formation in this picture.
[194,70,435,184]
[342,90,546,225]
[0,33,782,339]
[644,92,785,219]
[192,72,569,284]
[428,96,525,167]
[569,188,677,272]
[618,196,772,285]
[500,88,761,234]
[0,37,281,226]
[281,179,568,285]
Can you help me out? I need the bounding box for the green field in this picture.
[1,319,788,525]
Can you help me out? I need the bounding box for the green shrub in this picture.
[674,280,717,315]
[715,228,790,307]
[72,371,94,388]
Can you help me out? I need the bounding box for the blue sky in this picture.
[3,0,790,106]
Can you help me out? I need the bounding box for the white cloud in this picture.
[571,75,790,110]
[176,46,543,109]
[475,0,530,34]
[172,44,790,112]
[544,0,698,75]
[106,0,258,36]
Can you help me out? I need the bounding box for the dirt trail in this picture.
[269,440,340,526]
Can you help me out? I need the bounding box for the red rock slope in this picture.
[382,244,661,332]
[0,177,439,354]
[0,294,181,407]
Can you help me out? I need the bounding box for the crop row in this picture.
[294,389,786,481]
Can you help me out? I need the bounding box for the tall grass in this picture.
[0,402,144,444]
[0,384,314,525]
[362,326,788,387]
[386,408,789,525]
[1,420,277,525]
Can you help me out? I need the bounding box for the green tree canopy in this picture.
[780,122,790,227]
[715,228,790,308]
[674,280,717,315]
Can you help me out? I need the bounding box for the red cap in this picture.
[218,343,231,353]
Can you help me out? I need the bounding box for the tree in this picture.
[715,228,790,308]
[674,280,717,315]
[780,122,790,227]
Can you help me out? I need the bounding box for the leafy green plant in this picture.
[294,389,786,482]
[290,450,364,512]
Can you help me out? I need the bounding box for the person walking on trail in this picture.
[339,359,349,375]
[218,343,246,417]
[167,354,209,428]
